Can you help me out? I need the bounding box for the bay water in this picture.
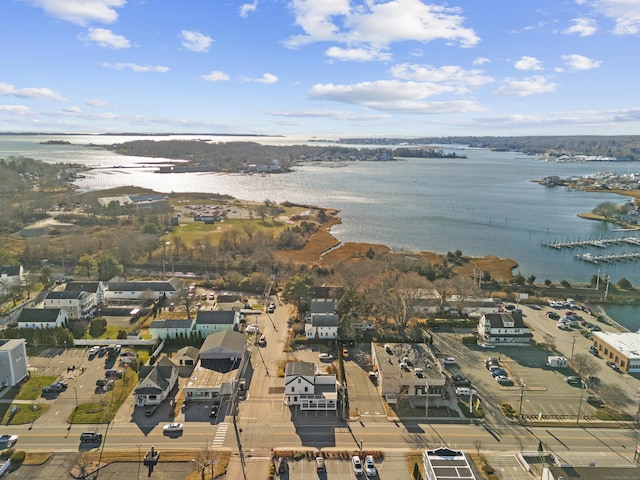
[2,134,639,330]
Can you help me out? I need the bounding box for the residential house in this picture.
[415,289,444,315]
[194,310,239,337]
[174,346,199,369]
[304,299,338,322]
[17,308,68,329]
[105,277,183,304]
[134,356,178,407]
[370,342,446,409]
[0,265,24,295]
[284,360,337,411]
[477,311,532,346]
[64,281,106,306]
[0,339,28,387]
[305,313,339,340]
[149,318,195,339]
[184,330,249,400]
[43,290,96,320]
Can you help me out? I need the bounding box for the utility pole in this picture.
[570,335,577,364]
[518,379,527,424]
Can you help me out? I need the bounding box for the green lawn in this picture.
[0,402,49,424]
[15,375,58,401]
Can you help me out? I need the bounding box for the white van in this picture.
[455,387,477,397]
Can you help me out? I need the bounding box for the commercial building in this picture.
[370,342,446,409]
[423,447,477,480]
[284,360,337,411]
[0,339,28,387]
[592,331,640,373]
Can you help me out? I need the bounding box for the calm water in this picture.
[2,133,639,330]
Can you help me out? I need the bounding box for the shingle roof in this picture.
[46,291,85,300]
[484,311,527,329]
[310,300,337,314]
[65,281,102,292]
[199,330,246,354]
[311,313,339,327]
[150,319,193,329]
[18,308,63,323]
[285,360,316,377]
[136,357,176,392]
[108,281,178,292]
[195,310,236,325]
[0,265,21,276]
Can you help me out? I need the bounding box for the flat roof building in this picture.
[593,331,640,373]
[423,448,477,480]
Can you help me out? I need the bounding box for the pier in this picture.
[575,251,640,264]
[541,235,640,250]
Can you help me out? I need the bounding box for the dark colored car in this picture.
[451,374,471,386]
[587,396,604,408]
[42,383,64,394]
[210,405,218,417]
[277,457,288,473]
[80,432,103,444]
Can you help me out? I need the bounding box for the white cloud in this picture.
[254,73,279,84]
[269,109,389,121]
[26,0,126,25]
[239,1,259,17]
[286,0,479,54]
[201,71,230,82]
[85,98,109,107]
[84,27,130,48]
[493,76,558,96]
[584,0,640,34]
[514,56,544,71]
[0,105,33,115]
[473,57,490,65]
[102,63,170,73]
[0,82,66,101]
[564,17,598,36]
[181,30,213,53]
[391,64,493,87]
[325,46,391,62]
[307,79,484,113]
[561,54,602,70]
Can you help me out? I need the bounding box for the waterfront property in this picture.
[592,331,640,373]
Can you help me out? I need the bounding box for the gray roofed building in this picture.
[65,281,103,292]
[284,360,337,411]
[149,318,195,339]
[199,329,247,360]
[0,339,28,387]
[45,291,85,300]
[175,346,199,368]
[17,308,67,329]
[134,356,178,407]
[478,311,533,346]
[195,310,239,336]
[305,313,339,339]
[542,465,640,480]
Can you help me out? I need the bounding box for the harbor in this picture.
[541,235,640,264]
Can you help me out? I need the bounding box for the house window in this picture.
[304,387,308,392]
[298,378,301,384]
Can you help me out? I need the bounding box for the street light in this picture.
[359,439,363,454]
[517,379,527,423]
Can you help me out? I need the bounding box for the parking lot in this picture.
[279,452,413,480]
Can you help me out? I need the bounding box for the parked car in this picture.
[565,376,582,386]
[315,456,326,472]
[42,383,64,394]
[491,368,508,378]
[88,346,100,356]
[163,423,184,434]
[352,455,364,476]
[0,434,18,447]
[105,369,123,378]
[479,343,495,349]
[589,346,599,356]
[318,353,334,361]
[210,405,218,418]
[485,358,499,369]
[364,455,377,477]
[606,361,620,371]
[587,396,604,408]
[496,377,514,386]
[442,357,456,365]
[546,311,560,320]
[455,387,477,397]
[267,303,276,313]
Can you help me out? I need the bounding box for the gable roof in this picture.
[136,356,176,392]
[107,281,178,292]
[195,310,236,325]
[0,265,21,277]
[285,360,316,378]
[483,311,527,329]
[18,308,63,323]
[199,329,247,354]
[65,281,102,292]
[46,290,85,300]
[310,299,337,314]
[216,294,242,304]
[150,318,194,329]
[175,346,199,360]
[311,313,339,327]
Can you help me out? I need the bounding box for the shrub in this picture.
[10,450,25,465]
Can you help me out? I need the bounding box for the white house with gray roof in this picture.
[194,310,239,337]
[284,360,337,411]
[0,265,24,296]
[134,356,178,407]
[105,277,183,304]
[149,318,195,339]
[305,313,339,339]
[43,290,96,320]
[17,308,68,329]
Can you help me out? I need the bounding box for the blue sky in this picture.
[1,0,639,136]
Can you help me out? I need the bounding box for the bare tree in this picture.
[599,384,629,409]
[571,353,598,378]
[174,287,196,319]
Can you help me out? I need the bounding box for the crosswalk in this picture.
[211,422,229,448]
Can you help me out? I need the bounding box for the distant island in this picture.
[394,147,467,159]
[39,140,71,145]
